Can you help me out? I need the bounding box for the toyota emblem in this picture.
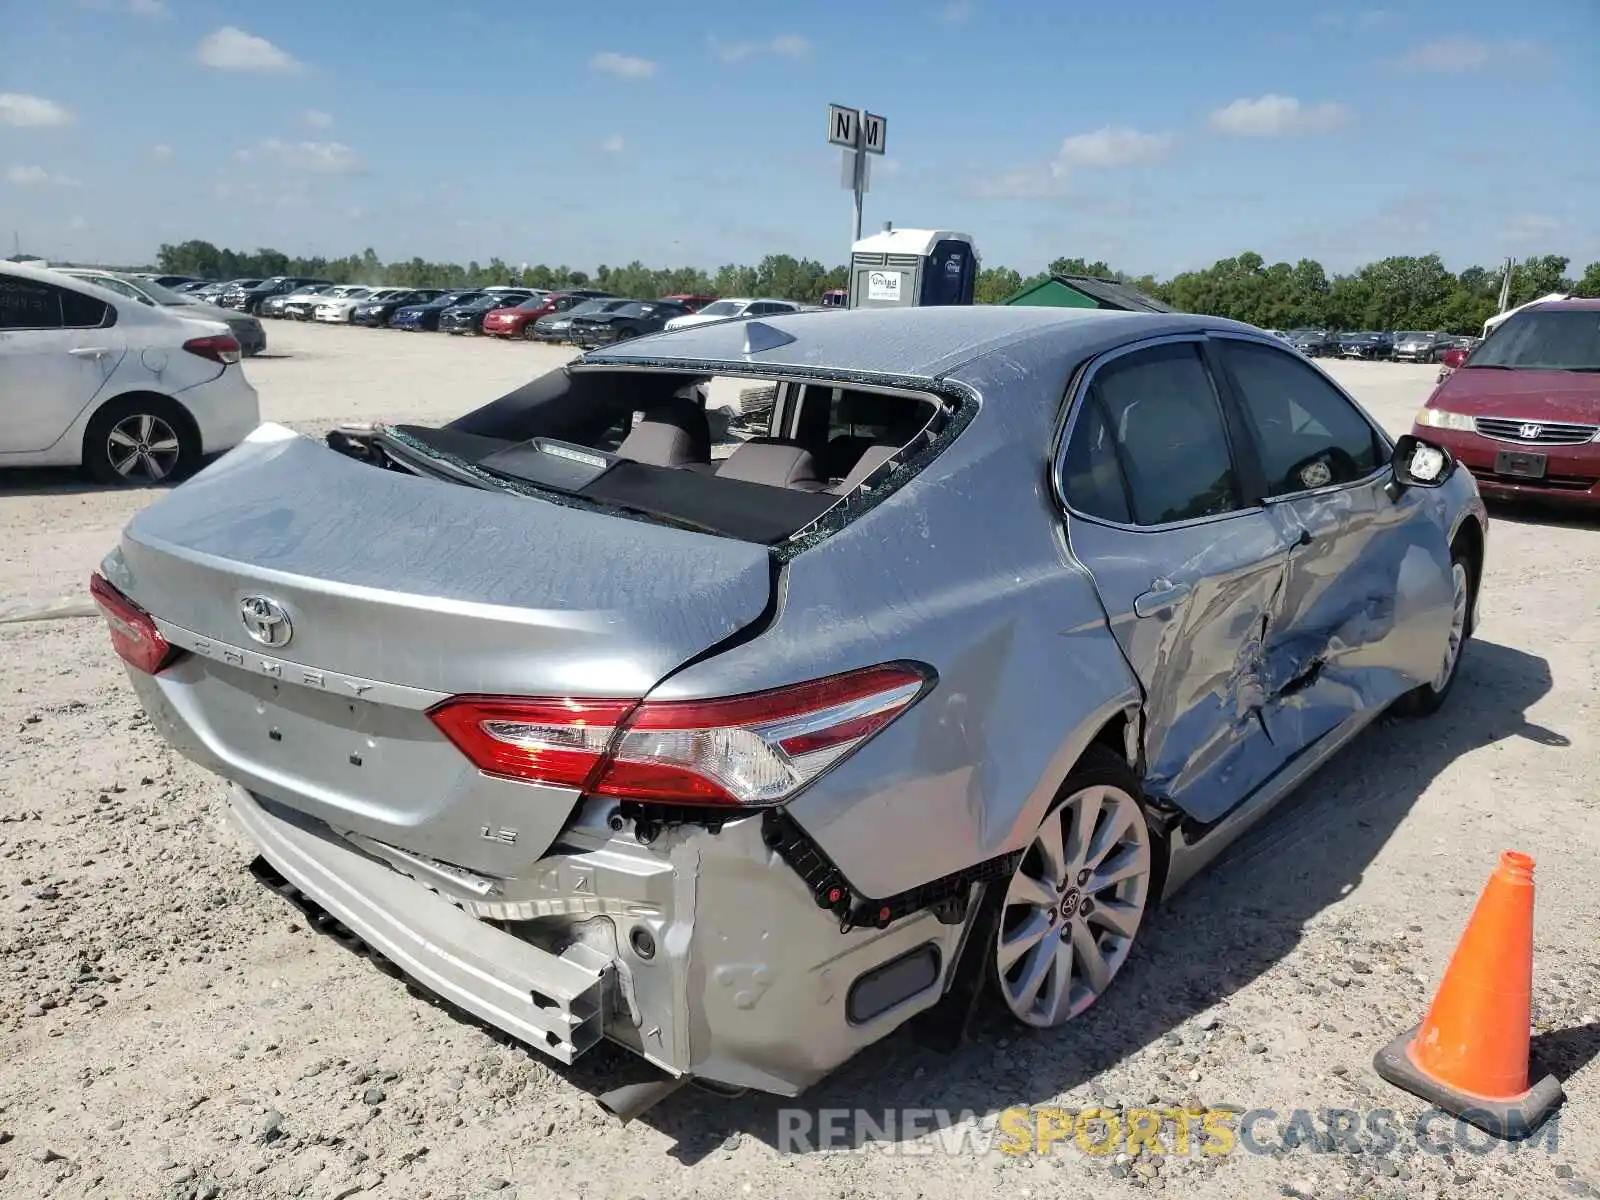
[239,595,293,647]
[1518,423,1543,440]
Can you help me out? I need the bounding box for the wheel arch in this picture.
[1063,734,1173,905]
[1087,706,1140,774]
[1448,513,1485,636]
[82,389,200,463]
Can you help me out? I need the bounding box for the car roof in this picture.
[5,260,128,297]
[586,303,1256,380]
[1527,297,1600,312]
[1,260,216,328]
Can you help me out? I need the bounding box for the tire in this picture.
[1394,551,1473,716]
[523,324,541,341]
[83,395,201,486]
[992,745,1163,1029]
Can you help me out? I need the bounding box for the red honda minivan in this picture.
[1412,298,1600,508]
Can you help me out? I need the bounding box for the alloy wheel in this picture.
[106,413,182,482]
[1432,561,1469,692]
[997,784,1152,1028]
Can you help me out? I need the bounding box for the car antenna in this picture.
[744,321,796,355]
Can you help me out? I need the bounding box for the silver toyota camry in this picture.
[93,305,1486,1115]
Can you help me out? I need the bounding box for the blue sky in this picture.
[3,0,1596,276]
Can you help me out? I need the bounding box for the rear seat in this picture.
[713,438,826,491]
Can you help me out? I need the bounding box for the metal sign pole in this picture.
[852,147,864,244]
[829,104,885,249]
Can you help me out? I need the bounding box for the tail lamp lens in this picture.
[89,572,178,675]
[182,334,242,364]
[427,663,931,807]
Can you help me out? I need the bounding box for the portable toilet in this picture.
[847,227,976,309]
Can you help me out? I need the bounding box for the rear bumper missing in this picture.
[223,785,971,1096]
[227,785,609,1062]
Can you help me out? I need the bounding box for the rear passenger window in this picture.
[60,288,112,329]
[0,278,65,330]
[1061,396,1131,523]
[1090,343,1242,526]
[1218,338,1382,496]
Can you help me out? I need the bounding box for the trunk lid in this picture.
[109,425,774,872]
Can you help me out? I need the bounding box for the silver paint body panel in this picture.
[107,305,1485,1095]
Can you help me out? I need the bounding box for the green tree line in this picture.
[150,239,1600,336]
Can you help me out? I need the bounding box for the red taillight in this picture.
[182,333,242,365]
[429,697,635,790]
[426,663,931,807]
[89,572,178,675]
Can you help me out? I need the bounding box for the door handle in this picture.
[1134,581,1191,618]
[70,347,111,359]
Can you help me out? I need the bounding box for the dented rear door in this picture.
[1066,510,1295,822]
[1059,339,1299,823]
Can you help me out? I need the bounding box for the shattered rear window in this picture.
[369,364,973,552]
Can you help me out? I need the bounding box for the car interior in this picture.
[356,367,946,543]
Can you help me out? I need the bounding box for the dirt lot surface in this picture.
[2,322,1597,1200]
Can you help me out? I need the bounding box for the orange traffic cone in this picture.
[1373,851,1564,1139]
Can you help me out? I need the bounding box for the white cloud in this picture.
[1054,127,1174,172]
[1208,95,1351,137]
[6,165,78,187]
[589,51,657,79]
[974,127,1175,200]
[240,138,361,173]
[0,93,74,128]
[601,134,626,154]
[708,34,811,63]
[149,143,172,161]
[196,27,300,72]
[302,109,333,130]
[970,164,1059,200]
[127,0,170,17]
[936,1,973,25]
[1503,214,1565,244]
[1395,37,1545,73]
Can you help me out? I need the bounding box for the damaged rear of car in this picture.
[97,306,1485,1113]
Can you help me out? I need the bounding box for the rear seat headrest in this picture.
[834,390,901,428]
[714,438,825,490]
[616,401,710,467]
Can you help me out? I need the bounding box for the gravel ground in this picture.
[1,322,1597,1200]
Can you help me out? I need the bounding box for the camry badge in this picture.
[239,595,293,648]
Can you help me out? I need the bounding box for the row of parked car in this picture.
[138,275,816,348]
[113,275,1485,365]
[1269,327,1480,362]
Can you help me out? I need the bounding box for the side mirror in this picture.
[1387,434,1456,497]
[1440,348,1468,370]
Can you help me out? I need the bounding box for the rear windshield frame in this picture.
[375,360,975,557]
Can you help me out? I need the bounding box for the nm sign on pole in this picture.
[828,104,888,243]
